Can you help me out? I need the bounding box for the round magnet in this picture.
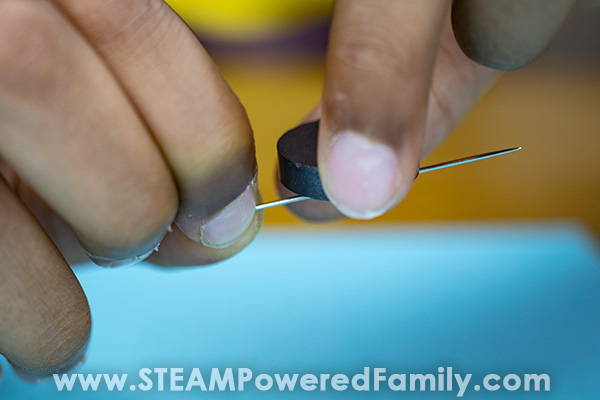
[277,120,328,200]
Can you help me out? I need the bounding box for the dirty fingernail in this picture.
[324,131,399,220]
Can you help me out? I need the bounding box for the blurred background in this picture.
[166,0,600,234]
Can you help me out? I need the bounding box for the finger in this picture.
[285,17,496,223]
[451,0,577,70]
[19,178,262,268]
[320,0,450,219]
[147,206,264,267]
[0,0,178,266]
[0,177,90,381]
[54,0,260,250]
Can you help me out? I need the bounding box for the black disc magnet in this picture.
[277,120,328,201]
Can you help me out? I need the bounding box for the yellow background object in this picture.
[165,0,333,40]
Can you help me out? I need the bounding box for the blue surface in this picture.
[1,222,599,399]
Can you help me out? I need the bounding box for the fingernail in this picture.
[324,131,400,219]
[176,182,257,249]
[199,184,257,248]
[83,230,166,268]
[10,343,87,384]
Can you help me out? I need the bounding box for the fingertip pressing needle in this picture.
[256,147,522,211]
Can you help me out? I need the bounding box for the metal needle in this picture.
[256,147,521,211]
[418,147,521,174]
[255,195,312,211]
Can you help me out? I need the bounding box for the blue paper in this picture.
[2,222,599,399]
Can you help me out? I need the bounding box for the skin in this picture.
[0,0,597,382]
[0,0,259,380]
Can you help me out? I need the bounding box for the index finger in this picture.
[319,0,450,219]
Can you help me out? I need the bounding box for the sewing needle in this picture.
[256,147,521,211]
